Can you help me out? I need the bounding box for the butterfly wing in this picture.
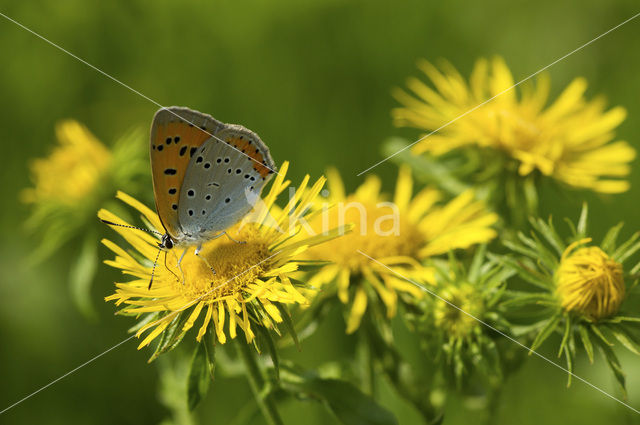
[150,107,223,239]
[177,124,276,239]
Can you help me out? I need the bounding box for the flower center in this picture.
[306,199,424,272]
[556,245,625,320]
[167,224,272,300]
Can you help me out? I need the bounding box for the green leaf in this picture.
[149,312,190,362]
[528,231,560,271]
[503,239,539,261]
[187,342,213,411]
[595,339,627,396]
[590,324,613,346]
[612,232,640,263]
[257,326,280,381]
[578,325,594,364]
[616,238,640,264]
[601,222,624,253]
[529,217,564,256]
[501,291,554,308]
[275,303,300,350]
[69,231,99,319]
[530,313,562,352]
[563,345,573,388]
[202,329,216,380]
[558,314,571,358]
[491,254,552,290]
[468,244,487,284]
[605,316,640,324]
[576,203,588,238]
[609,326,640,355]
[285,376,398,425]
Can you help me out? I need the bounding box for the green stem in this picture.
[235,339,283,425]
[482,385,503,425]
[359,326,376,396]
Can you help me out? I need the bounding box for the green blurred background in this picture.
[1,0,640,423]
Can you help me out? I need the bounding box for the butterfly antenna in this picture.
[100,219,163,236]
[148,246,163,290]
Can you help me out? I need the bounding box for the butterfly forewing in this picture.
[178,126,276,239]
[150,107,223,238]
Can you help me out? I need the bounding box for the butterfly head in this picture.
[159,233,174,250]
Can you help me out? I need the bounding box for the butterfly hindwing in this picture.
[178,125,276,238]
[150,107,223,238]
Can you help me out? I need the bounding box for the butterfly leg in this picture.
[194,243,217,276]
[176,248,188,284]
[223,231,246,244]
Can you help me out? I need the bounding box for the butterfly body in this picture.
[150,107,276,250]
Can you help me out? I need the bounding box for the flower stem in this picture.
[358,328,377,396]
[235,339,283,425]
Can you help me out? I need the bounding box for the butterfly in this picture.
[104,106,277,287]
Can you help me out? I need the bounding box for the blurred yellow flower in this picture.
[22,120,112,205]
[305,165,498,333]
[100,162,347,350]
[556,239,625,320]
[21,120,145,267]
[393,57,635,193]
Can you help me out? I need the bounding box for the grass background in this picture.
[1,0,639,423]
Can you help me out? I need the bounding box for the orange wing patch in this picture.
[227,136,273,179]
[151,122,211,237]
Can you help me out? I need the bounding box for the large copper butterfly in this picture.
[105,107,277,286]
[150,106,276,248]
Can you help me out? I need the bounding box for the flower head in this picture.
[22,120,112,205]
[100,162,346,354]
[556,242,625,320]
[393,57,635,193]
[433,282,483,340]
[409,248,511,385]
[22,120,146,264]
[305,165,498,333]
[502,205,640,392]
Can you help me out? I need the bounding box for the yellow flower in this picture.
[100,162,346,350]
[305,165,498,333]
[556,239,625,320]
[393,57,635,193]
[22,120,112,205]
